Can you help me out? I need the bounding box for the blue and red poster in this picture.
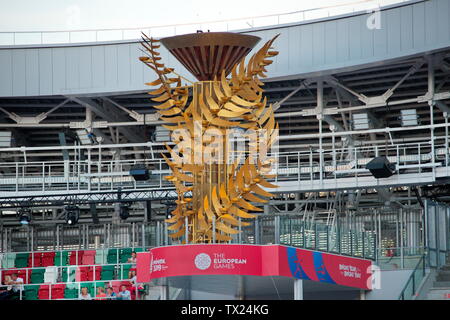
[137,244,373,290]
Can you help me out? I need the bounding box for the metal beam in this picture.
[67,96,146,143]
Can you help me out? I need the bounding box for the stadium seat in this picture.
[95,249,108,264]
[51,283,66,300]
[2,253,16,268]
[76,266,90,282]
[107,249,119,264]
[44,266,58,283]
[38,284,65,300]
[100,265,115,280]
[24,285,39,300]
[30,268,45,284]
[14,253,29,268]
[54,251,69,266]
[38,284,50,300]
[41,252,56,267]
[64,283,79,299]
[119,247,132,263]
[81,250,96,265]
[120,264,133,280]
[88,266,102,281]
[28,252,42,267]
[69,250,83,265]
[61,266,76,283]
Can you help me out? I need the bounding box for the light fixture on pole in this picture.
[64,205,80,225]
[119,202,130,220]
[18,208,31,225]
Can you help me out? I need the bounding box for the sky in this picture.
[0,0,380,32]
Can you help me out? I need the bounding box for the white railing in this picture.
[0,0,411,46]
[0,140,447,194]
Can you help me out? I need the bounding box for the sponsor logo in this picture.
[194,253,212,270]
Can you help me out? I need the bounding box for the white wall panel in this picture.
[25,49,39,95]
[312,23,326,66]
[92,45,105,89]
[0,50,12,96]
[104,45,118,90]
[51,48,66,93]
[336,19,350,62]
[299,24,313,68]
[12,49,26,96]
[79,46,93,90]
[412,2,426,49]
[324,20,338,65]
[38,48,53,95]
[65,46,79,90]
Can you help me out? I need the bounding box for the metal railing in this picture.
[398,255,426,300]
[0,0,411,46]
[0,140,448,194]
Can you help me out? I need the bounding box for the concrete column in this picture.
[236,276,245,300]
[407,211,421,254]
[160,278,169,300]
[294,279,303,300]
[360,290,366,300]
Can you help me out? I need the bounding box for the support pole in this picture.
[294,279,303,300]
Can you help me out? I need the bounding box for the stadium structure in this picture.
[0,0,450,300]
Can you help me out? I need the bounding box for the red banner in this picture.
[137,244,373,290]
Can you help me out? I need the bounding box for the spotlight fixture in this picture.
[129,164,150,181]
[18,208,31,225]
[352,113,370,130]
[366,156,396,179]
[75,129,94,145]
[400,109,418,127]
[119,203,130,220]
[64,205,80,225]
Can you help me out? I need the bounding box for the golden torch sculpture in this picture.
[140,32,279,243]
